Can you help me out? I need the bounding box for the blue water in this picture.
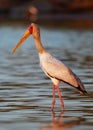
[0,22,93,130]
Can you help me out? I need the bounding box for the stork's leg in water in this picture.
[51,83,56,110]
[55,85,64,111]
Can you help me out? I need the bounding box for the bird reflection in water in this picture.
[40,110,85,130]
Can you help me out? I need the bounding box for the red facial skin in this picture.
[28,25,33,34]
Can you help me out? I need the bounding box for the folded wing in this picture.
[40,52,87,94]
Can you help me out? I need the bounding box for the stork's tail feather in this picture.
[77,84,87,95]
[79,89,88,95]
[83,90,88,94]
[73,74,87,95]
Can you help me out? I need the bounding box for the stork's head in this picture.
[30,23,40,39]
[11,23,40,54]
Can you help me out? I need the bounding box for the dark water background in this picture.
[0,22,93,130]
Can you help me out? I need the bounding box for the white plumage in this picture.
[39,51,87,92]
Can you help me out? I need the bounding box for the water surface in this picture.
[0,23,93,130]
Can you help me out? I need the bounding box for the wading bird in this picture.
[11,23,87,111]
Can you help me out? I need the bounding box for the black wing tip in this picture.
[80,90,88,95]
[83,90,88,95]
[76,83,87,95]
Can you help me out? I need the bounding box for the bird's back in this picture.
[39,52,87,94]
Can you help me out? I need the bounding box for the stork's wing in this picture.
[39,52,87,94]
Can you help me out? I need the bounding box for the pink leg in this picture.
[55,85,64,111]
[51,83,56,110]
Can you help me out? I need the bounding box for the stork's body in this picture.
[11,23,87,111]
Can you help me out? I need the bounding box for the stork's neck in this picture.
[34,37,45,54]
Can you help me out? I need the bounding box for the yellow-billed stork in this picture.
[11,23,87,111]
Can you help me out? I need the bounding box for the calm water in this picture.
[0,23,93,130]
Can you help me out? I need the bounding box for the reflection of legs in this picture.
[51,83,56,110]
[55,85,64,111]
[51,110,64,124]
